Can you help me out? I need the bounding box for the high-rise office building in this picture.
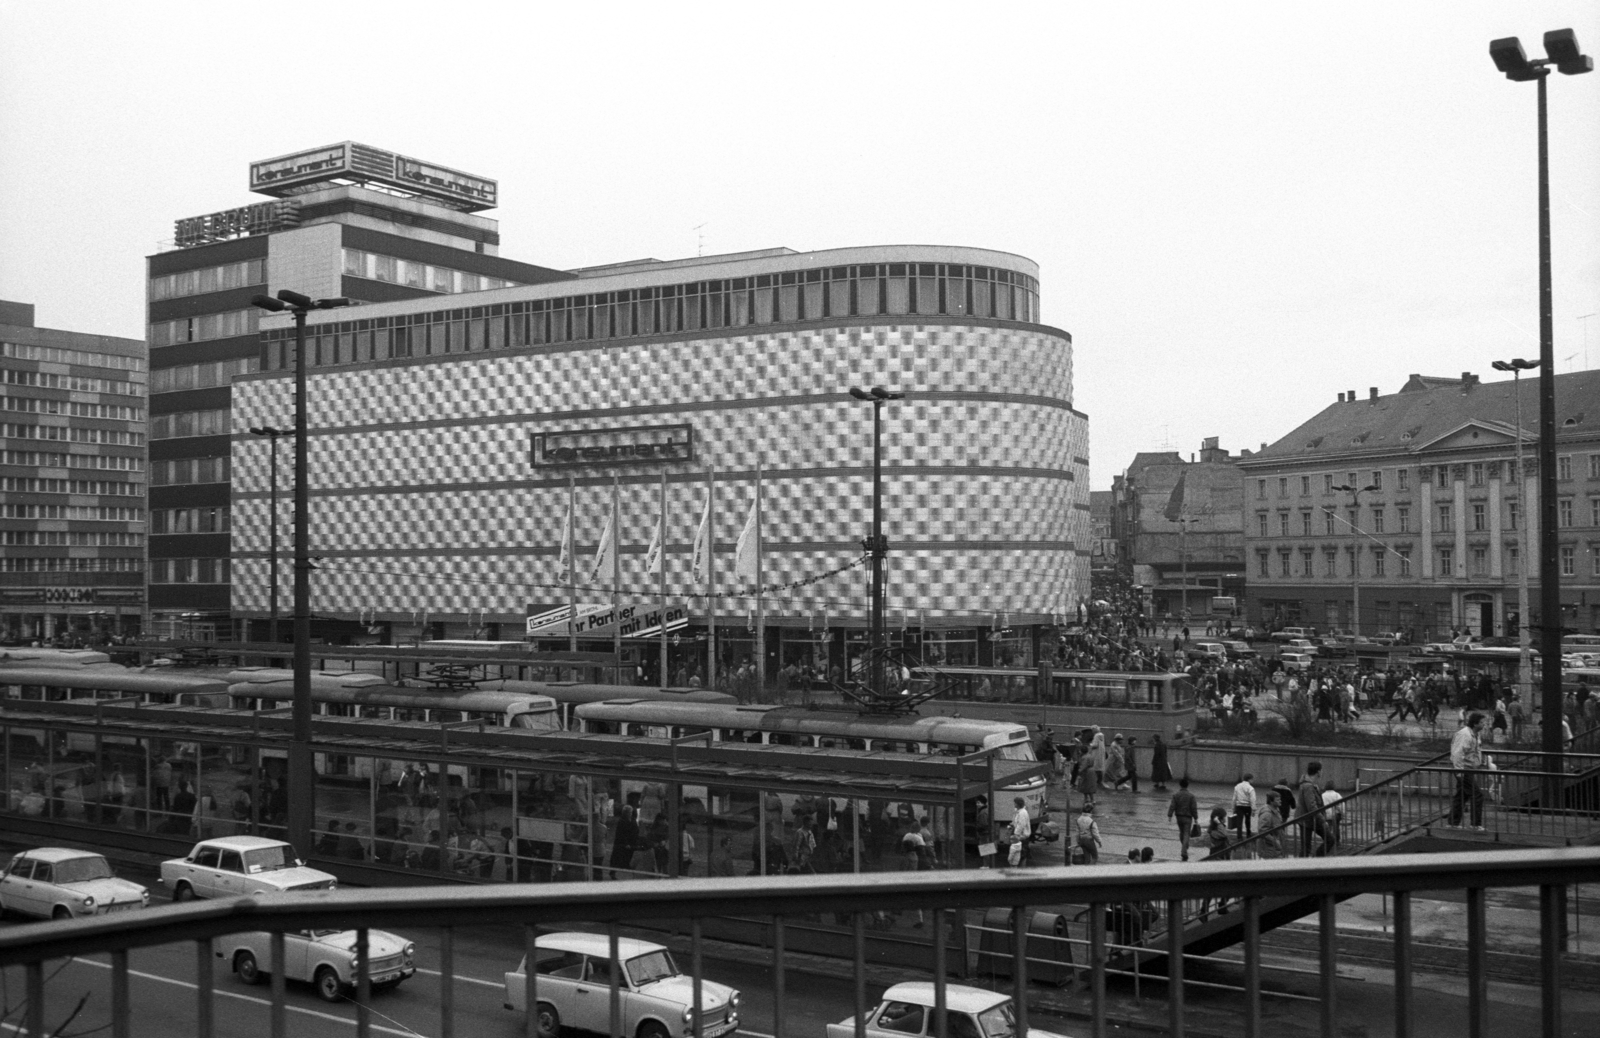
[1,300,147,643]
[145,143,570,638]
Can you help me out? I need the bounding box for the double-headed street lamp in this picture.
[250,289,351,857]
[1488,28,1591,781]
[1330,483,1379,637]
[1492,358,1540,706]
[247,425,287,643]
[849,385,905,702]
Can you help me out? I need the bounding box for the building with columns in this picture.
[1239,370,1600,640]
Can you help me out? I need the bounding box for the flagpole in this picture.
[706,469,716,691]
[612,476,621,669]
[658,470,668,688]
[567,476,577,655]
[755,465,765,696]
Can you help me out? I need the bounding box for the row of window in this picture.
[262,262,1044,372]
[0,504,143,521]
[0,477,142,496]
[148,308,259,348]
[0,451,142,471]
[148,456,229,487]
[150,505,230,534]
[1252,541,1600,580]
[0,557,142,573]
[1256,495,1600,539]
[1,424,145,446]
[149,409,229,440]
[1256,456,1600,503]
[148,557,231,584]
[2,341,145,372]
[1,531,145,546]
[147,356,260,395]
[0,397,144,421]
[2,369,143,396]
[341,249,521,295]
[148,259,267,301]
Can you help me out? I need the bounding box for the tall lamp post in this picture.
[1489,29,1591,783]
[1330,483,1379,637]
[1174,516,1201,621]
[250,290,351,858]
[248,426,287,643]
[849,385,905,701]
[1492,358,1540,707]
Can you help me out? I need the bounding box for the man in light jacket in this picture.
[1448,712,1487,829]
[1231,773,1258,837]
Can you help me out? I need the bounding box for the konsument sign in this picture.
[530,424,693,468]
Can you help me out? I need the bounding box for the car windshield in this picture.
[53,856,114,884]
[976,1001,1017,1038]
[242,846,290,872]
[626,950,680,986]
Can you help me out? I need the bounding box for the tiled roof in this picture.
[1244,369,1600,465]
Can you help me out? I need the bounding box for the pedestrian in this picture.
[1448,711,1487,830]
[1074,802,1102,865]
[1106,735,1129,791]
[609,803,639,878]
[1232,772,1257,837]
[1256,797,1284,858]
[1124,737,1140,793]
[1167,777,1199,862]
[1150,734,1172,791]
[1296,761,1326,857]
[152,756,173,812]
[1008,796,1032,866]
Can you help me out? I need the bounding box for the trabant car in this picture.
[160,836,336,901]
[1271,627,1311,643]
[1278,652,1315,673]
[826,981,1079,1038]
[221,927,415,1001]
[504,931,739,1038]
[0,848,149,920]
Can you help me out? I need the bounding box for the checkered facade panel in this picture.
[231,324,1089,623]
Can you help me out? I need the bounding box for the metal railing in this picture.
[1,848,1594,1038]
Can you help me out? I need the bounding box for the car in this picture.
[1272,627,1311,643]
[160,836,337,901]
[1278,652,1315,673]
[1184,642,1227,662]
[1282,638,1318,655]
[504,931,739,1038]
[221,927,415,1002]
[826,981,1079,1038]
[1220,640,1259,661]
[0,848,149,920]
[1452,635,1483,649]
[1421,642,1457,656]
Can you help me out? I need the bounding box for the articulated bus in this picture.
[910,666,1198,741]
[572,699,1046,824]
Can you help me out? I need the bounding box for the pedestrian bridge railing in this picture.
[1,849,1595,1038]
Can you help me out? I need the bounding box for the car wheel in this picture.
[314,966,345,1003]
[235,951,263,985]
[173,882,195,902]
[637,1021,671,1038]
[535,1001,561,1038]
[52,906,73,920]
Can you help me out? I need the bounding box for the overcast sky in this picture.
[2,2,1596,490]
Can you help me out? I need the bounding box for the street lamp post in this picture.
[1489,29,1591,783]
[248,426,287,643]
[1492,358,1541,707]
[1330,483,1379,637]
[1174,516,1201,622]
[250,290,351,859]
[849,386,905,702]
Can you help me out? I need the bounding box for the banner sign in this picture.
[526,601,689,639]
[0,587,141,606]
[531,424,693,468]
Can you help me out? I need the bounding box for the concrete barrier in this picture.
[1166,742,1429,791]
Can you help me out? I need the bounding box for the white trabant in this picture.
[0,848,149,920]
[504,931,739,1038]
[160,836,336,901]
[1277,652,1315,673]
[826,982,1080,1038]
[221,927,415,1002]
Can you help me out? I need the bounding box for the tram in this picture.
[0,648,115,668]
[225,674,560,730]
[0,665,232,706]
[910,665,1197,740]
[572,699,1046,822]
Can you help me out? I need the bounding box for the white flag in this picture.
[644,511,664,575]
[734,497,760,583]
[691,491,713,584]
[588,514,614,584]
[558,498,572,572]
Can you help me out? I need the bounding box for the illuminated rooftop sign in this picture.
[174,200,300,248]
[249,141,497,212]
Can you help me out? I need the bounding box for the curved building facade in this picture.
[230,244,1088,676]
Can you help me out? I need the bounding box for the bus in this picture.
[571,699,1046,824]
[909,666,1197,741]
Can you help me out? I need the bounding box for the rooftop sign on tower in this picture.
[248,141,497,212]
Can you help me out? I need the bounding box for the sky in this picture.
[2,2,1597,491]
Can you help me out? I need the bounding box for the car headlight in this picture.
[683,1007,694,1024]
[82,895,95,907]
[403,943,415,960]
[140,890,150,904]
[730,992,740,1008]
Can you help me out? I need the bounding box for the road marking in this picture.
[67,956,419,1036]
[413,966,502,988]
